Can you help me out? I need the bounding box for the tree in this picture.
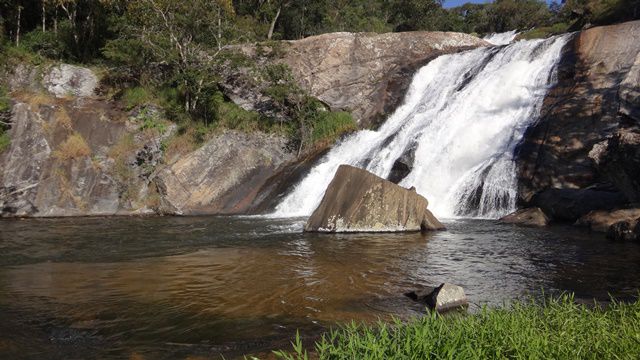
[105,0,241,117]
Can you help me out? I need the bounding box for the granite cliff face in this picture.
[0,65,291,217]
[0,31,485,217]
[222,31,488,129]
[516,20,640,224]
[280,31,488,128]
[2,23,639,221]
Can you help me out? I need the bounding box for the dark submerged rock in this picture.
[606,219,639,242]
[532,187,627,222]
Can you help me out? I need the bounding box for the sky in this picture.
[444,0,491,8]
[443,0,554,8]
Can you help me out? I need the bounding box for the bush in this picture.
[275,295,640,360]
[53,133,91,161]
[311,111,357,145]
[122,87,153,110]
[19,30,66,59]
[518,22,571,39]
[0,131,9,153]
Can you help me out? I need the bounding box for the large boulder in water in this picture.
[304,165,444,232]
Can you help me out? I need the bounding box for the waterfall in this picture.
[272,34,570,219]
[483,30,519,45]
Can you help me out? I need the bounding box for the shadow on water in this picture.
[0,216,639,359]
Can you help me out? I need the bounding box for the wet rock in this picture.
[500,207,550,227]
[0,185,38,216]
[589,128,640,203]
[304,165,444,232]
[156,130,293,215]
[606,219,639,242]
[576,208,640,232]
[226,32,488,128]
[405,283,468,312]
[388,148,416,184]
[517,21,640,202]
[532,187,627,222]
[43,64,98,98]
[620,52,640,122]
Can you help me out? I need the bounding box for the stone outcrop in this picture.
[589,128,640,203]
[0,98,127,217]
[43,64,98,98]
[224,31,488,129]
[517,21,640,204]
[156,131,293,215]
[500,207,550,227]
[304,165,444,232]
[576,208,640,232]
[606,219,640,242]
[1,65,295,217]
[620,52,640,122]
[531,187,627,222]
[516,21,640,227]
[405,283,468,312]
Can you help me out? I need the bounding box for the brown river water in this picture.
[1,216,639,359]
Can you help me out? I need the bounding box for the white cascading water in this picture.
[272,34,570,219]
[483,30,519,45]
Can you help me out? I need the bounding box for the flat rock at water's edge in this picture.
[576,208,640,232]
[405,283,468,312]
[304,165,444,233]
[500,207,550,227]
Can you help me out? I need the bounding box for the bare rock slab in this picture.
[576,208,640,232]
[304,165,444,233]
[500,207,550,227]
[405,283,469,312]
[43,64,98,98]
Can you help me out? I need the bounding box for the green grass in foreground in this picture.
[274,295,640,359]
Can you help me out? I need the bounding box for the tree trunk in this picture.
[54,7,58,34]
[267,6,281,40]
[217,6,222,51]
[42,0,46,32]
[16,6,22,46]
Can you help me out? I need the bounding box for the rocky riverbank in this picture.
[512,20,640,238]
[0,31,485,218]
[1,21,640,235]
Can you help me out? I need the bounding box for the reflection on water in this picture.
[0,216,639,359]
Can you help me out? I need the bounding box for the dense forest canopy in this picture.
[0,0,638,153]
[0,0,638,61]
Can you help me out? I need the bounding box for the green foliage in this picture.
[518,22,571,39]
[311,111,357,145]
[275,295,640,359]
[18,30,66,59]
[0,85,10,113]
[0,131,9,153]
[1,0,635,155]
[136,107,167,134]
[0,85,10,153]
[122,87,152,110]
